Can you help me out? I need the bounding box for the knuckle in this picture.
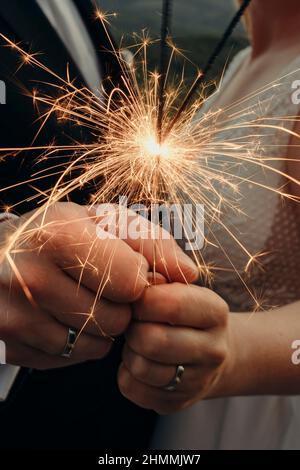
[1,258,34,294]
[142,324,168,358]
[85,339,113,360]
[113,313,131,336]
[131,354,148,381]
[214,298,229,327]
[209,343,227,365]
[200,287,229,327]
[36,203,88,249]
[47,202,81,221]
[107,305,131,336]
[119,276,139,302]
[24,267,47,296]
[22,203,65,232]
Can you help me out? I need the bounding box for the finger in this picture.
[122,344,176,387]
[29,264,131,337]
[91,206,198,283]
[121,212,199,284]
[118,363,190,414]
[53,296,131,338]
[146,272,168,286]
[6,340,110,370]
[9,303,113,361]
[122,344,213,393]
[133,283,229,329]
[126,321,226,365]
[23,203,149,302]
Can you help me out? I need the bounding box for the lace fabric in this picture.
[200,47,300,311]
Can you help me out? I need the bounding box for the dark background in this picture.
[98,0,249,84]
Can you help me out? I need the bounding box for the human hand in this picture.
[0,202,197,369]
[118,283,230,414]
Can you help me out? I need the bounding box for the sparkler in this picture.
[164,0,252,138]
[0,1,299,341]
[157,0,172,143]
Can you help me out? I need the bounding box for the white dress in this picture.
[152,48,300,450]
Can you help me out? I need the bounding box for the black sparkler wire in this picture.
[157,0,173,144]
[163,0,252,139]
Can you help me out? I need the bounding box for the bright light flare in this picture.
[141,135,171,160]
[0,9,299,331]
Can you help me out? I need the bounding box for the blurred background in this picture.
[97,0,249,84]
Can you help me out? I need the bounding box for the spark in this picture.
[0,8,299,337]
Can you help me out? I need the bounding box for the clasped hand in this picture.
[0,202,230,413]
[119,281,230,414]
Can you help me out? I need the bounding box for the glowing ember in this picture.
[0,9,299,323]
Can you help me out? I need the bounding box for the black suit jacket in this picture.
[0,0,156,449]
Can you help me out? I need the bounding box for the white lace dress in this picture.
[152,47,300,450]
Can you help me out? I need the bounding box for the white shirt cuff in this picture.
[0,212,20,401]
[0,365,20,401]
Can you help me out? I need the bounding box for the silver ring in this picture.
[61,327,78,358]
[164,365,185,392]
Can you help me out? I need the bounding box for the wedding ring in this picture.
[61,327,78,358]
[163,365,185,392]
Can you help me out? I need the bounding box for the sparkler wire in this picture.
[164,0,252,138]
[0,0,299,382]
[157,0,173,143]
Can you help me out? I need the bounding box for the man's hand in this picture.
[118,283,230,414]
[0,202,198,370]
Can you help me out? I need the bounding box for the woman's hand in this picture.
[118,283,231,414]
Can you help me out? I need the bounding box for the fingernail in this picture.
[177,250,198,275]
